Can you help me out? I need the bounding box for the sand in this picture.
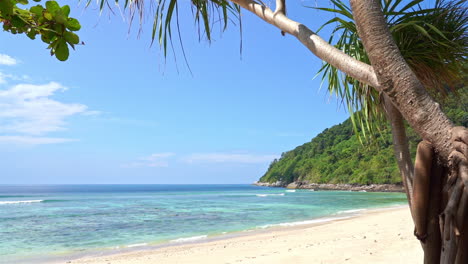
[62,206,422,264]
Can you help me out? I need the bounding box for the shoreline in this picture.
[253,181,405,192]
[49,205,419,264]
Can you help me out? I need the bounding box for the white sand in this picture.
[62,206,422,264]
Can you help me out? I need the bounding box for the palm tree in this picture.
[315,0,467,135]
[313,1,467,262]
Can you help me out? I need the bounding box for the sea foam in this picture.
[126,243,148,248]
[337,209,366,214]
[256,193,285,197]
[0,200,44,205]
[170,235,208,243]
[258,216,351,229]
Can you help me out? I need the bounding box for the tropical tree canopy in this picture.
[315,0,468,138]
[0,0,82,61]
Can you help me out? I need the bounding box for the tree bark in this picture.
[414,141,444,264]
[384,96,414,206]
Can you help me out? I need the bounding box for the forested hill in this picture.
[258,87,467,185]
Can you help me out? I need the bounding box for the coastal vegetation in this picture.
[259,86,468,186]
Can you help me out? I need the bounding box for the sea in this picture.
[0,184,407,263]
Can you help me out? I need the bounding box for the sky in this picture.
[0,0,350,184]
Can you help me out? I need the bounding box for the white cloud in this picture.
[122,153,175,168]
[0,82,91,135]
[0,82,96,145]
[123,152,278,168]
[184,153,279,164]
[0,136,77,145]
[0,73,13,84]
[0,72,29,85]
[0,54,17,66]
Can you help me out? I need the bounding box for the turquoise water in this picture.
[0,185,406,263]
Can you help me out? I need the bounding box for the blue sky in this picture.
[0,0,349,184]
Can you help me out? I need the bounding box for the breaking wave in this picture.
[0,200,44,205]
[256,193,285,197]
[170,235,208,243]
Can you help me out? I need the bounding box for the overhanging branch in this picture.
[228,0,380,89]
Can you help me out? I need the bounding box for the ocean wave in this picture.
[257,216,351,229]
[41,199,69,203]
[0,200,44,205]
[126,243,148,248]
[170,235,208,243]
[285,190,296,193]
[256,193,285,197]
[337,209,366,214]
[0,195,30,198]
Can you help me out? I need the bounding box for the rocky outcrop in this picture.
[253,181,286,187]
[253,181,404,192]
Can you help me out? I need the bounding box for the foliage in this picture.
[314,0,468,139]
[93,0,241,58]
[259,86,468,185]
[0,0,82,61]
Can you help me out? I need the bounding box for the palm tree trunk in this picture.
[349,0,466,263]
[383,96,414,206]
[385,98,444,264]
[414,141,445,264]
[349,0,455,161]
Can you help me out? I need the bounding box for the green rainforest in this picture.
[259,87,467,185]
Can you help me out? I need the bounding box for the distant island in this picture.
[256,87,467,191]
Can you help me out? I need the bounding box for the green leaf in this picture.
[18,0,29,5]
[26,29,37,39]
[10,16,26,28]
[65,18,81,31]
[30,5,44,16]
[55,39,69,61]
[424,23,449,40]
[40,30,55,43]
[398,0,424,14]
[43,11,53,20]
[41,34,49,43]
[45,1,60,14]
[411,23,432,39]
[64,31,79,44]
[61,5,70,17]
[0,0,14,16]
[55,10,67,24]
[201,1,211,40]
[52,23,63,33]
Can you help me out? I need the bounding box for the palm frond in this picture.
[89,0,242,57]
[313,0,468,141]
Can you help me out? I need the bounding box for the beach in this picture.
[63,206,422,264]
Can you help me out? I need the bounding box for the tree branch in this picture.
[228,0,380,89]
[349,0,456,162]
